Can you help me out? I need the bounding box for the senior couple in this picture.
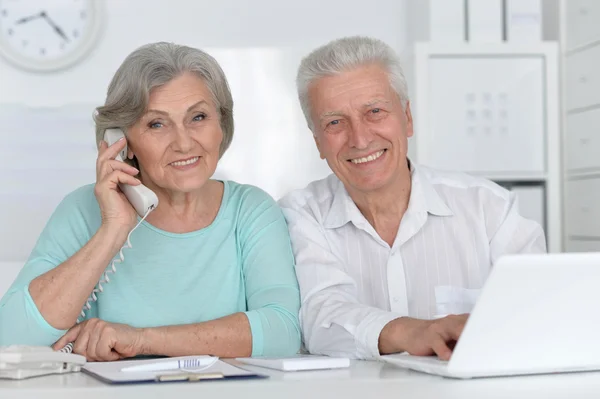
[0,37,545,361]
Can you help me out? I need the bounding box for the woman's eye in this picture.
[149,121,163,129]
[193,113,205,122]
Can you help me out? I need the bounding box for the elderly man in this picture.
[278,36,546,360]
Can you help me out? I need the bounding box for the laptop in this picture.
[381,252,600,379]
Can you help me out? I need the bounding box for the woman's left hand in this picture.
[52,318,146,361]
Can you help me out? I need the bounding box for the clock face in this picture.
[0,0,103,71]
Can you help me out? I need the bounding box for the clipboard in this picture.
[82,356,267,384]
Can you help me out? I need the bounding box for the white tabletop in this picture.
[2,360,600,399]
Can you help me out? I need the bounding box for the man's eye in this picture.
[329,120,340,126]
[372,108,380,114]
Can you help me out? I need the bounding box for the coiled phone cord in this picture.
[59,207,153,354]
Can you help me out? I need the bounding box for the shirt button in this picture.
[393,297,400,302]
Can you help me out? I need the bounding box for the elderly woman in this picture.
[0,42,301,361]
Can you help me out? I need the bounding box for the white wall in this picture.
[0,0,409,289]
[0,262,22,299]
[0,0,409,106]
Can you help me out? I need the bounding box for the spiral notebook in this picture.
[82,356,266,384]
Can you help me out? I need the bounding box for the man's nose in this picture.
[348,121,373,149]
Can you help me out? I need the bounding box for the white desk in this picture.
[2,360,600,399]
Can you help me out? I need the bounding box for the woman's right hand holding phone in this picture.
[95,138,141,232]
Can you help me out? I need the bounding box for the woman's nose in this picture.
[172,127,193,152]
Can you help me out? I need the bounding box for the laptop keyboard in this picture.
[404,356,448,366]
[383,354,451,376]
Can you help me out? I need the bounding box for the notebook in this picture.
[236,354,350,371]
[83,356,266,384]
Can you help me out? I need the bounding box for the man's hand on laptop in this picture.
[378,314,469,360]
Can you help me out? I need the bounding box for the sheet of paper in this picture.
[83,356,256,383]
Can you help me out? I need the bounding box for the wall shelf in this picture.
[413,42,562,252]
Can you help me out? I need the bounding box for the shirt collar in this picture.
[323,178,359,229]
[323,160,453,230]
[410,162,454,218]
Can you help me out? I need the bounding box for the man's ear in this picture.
[404,101,414,138]
[313,134,326,160]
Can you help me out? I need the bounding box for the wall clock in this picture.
[0,0,104,72]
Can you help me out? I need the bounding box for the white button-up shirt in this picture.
[278,163,546,360]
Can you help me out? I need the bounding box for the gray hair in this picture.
[296,36,409,132]
[94,42,234,164]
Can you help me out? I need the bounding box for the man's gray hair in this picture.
[94,42,234,160]
[296,36,409,132]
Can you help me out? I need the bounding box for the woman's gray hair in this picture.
[296,36,409,132]
[94,42,234,164]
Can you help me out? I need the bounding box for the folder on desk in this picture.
[82,356,266,384]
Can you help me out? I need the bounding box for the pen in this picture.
[121,357,218,372]
[158,372,225,382]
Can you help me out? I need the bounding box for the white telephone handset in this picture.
[0,345,86,380]
[103,128,159,217]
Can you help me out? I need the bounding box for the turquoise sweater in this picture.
[0,181,301,356]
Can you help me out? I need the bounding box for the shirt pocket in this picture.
[434,286,481,317]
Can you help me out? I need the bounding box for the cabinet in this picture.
[560,0,600,251]
[414,43,561,252]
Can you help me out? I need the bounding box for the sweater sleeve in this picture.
[0,185,100,346]
[236,186,301,357]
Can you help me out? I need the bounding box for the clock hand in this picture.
[40,11,69,42]
[15,11,44,24]
[51,22,69,42]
